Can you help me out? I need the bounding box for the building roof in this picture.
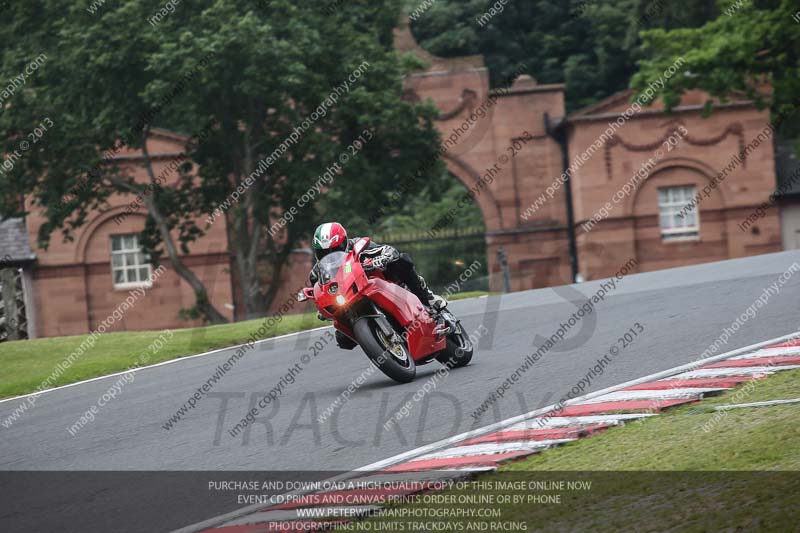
[775,140,800,197]
[567,87,762,123]
[0,218,36,266]
[569,89,636,120]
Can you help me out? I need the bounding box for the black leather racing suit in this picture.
[309,238,435,305]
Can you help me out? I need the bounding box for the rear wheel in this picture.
[436,317,473,369]
[354,318,416,383]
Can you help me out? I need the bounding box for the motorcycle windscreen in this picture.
[316,251,347,284]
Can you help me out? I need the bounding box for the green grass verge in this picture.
[351,369,800,532]
[0,312,319,399]
[447,291,492,301]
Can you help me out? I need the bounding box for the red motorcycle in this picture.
[297,238,473,383]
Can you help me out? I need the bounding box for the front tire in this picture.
[353,318,416,383]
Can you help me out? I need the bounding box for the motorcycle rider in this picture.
[309,221,447,318]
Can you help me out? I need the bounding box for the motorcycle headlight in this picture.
[328,283,338,295]
[335,295,346,306]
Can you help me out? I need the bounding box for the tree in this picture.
[0,0,444,321]
[407,0,719,111]
[632,0,799,131]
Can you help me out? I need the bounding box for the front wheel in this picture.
[436,317,474,369]
[353,318,416,383]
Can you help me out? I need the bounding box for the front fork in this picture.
[341,299,403,347]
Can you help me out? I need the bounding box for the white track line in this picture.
[714,398,800,410]
[416,439,574,460]
[505,413,655,430]
[579,388,723,404]
[436,466,499,473]
[729,346,800,359]
[0,326,332,405]
[172,331,800,533]
[671,366,800,380]
[346,471,476,486]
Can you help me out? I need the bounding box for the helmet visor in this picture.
[315,241,347,261]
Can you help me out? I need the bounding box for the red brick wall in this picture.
[569,96,782,280]
[26,132,235,337]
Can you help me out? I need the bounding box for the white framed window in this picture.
[658,186,700,241]
[110,234,152,289]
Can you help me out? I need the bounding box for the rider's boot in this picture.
[417,274,447,313]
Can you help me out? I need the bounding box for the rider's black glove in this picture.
[363,249,396,272]
[362,257,383,272]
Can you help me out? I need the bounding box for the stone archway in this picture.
[395,17,573,291]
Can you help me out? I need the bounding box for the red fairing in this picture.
[362,279,445,360]
[310,239,445,361]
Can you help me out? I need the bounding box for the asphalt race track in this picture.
[2,251,799,532]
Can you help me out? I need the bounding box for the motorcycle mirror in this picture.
[297,287,315,302]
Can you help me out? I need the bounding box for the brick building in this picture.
[10,131,237,338]
[568,89,784,279]
[396,17,790,291]
[1,19,796,339]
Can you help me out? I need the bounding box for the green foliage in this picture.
[370,175,488,293]
[409,0,719,111]
[633,0,800,131]
[0,0,446,316]
[375,175,485,234]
